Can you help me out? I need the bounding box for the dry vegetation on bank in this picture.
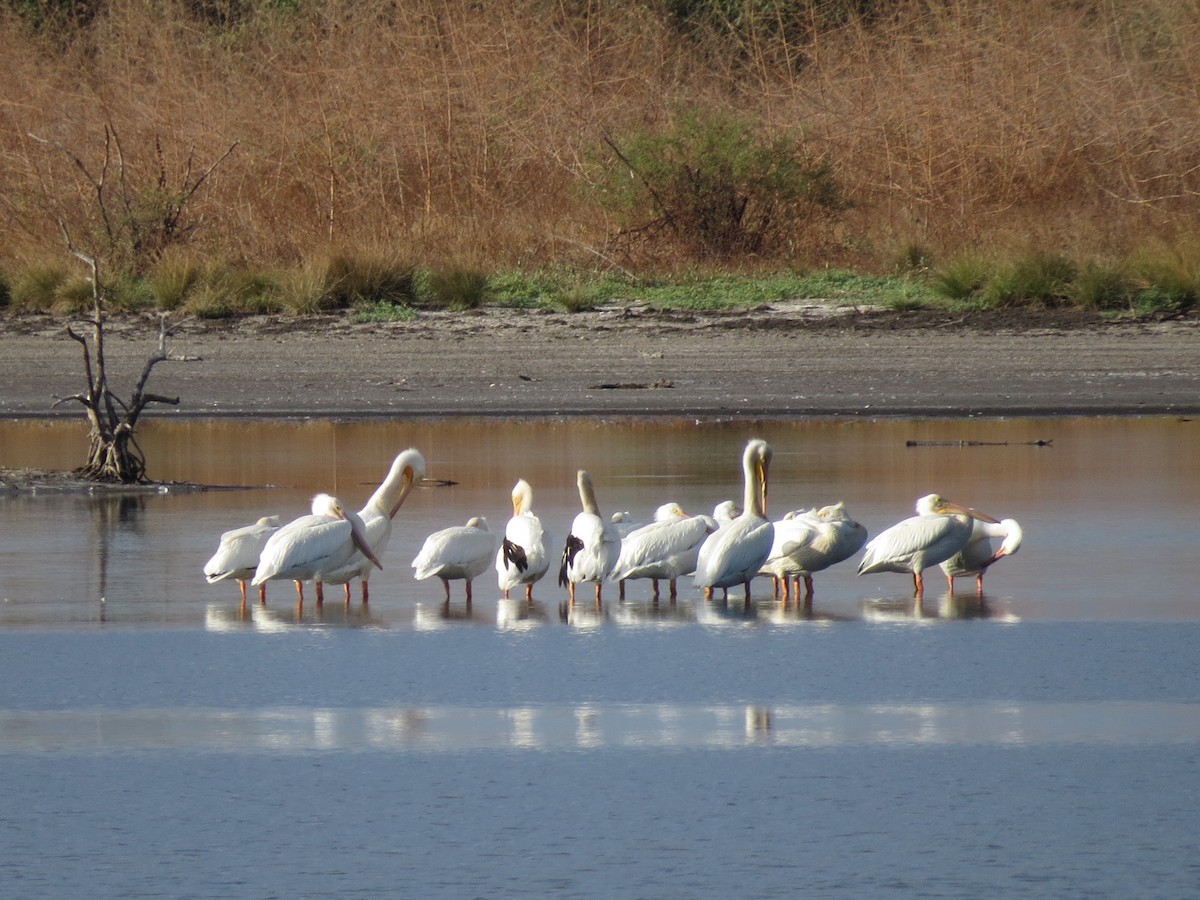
[2,1,1200,315]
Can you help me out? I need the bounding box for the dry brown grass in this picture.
[3,0,1200,276]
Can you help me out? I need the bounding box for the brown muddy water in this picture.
[1,416,1198,898]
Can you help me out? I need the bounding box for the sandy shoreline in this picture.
[1,305,1198,420]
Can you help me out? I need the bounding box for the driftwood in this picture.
[905,439,1053,448]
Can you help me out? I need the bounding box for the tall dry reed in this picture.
[2,0,1199,275]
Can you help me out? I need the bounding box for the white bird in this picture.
[940,517,1023,594]
[251,493,382,606]
[694,439,775,601]
[760,502,868,602]
[203,515,282,607]
[610,502,716,601]
[316,448,426,604]
[711,500,742,524]
[496,479,554,602]
[412,516,497,602]
[857,493,1000,596]
[559,470,622,603]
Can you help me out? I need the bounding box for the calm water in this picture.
[1,417,1198,897]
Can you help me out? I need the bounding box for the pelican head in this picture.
[511,479,534,516]
[313,492,384,571]
[654,502,688,522]
[984,518,1023,565]
[742,438,772,517]
[384,448,427,518]
[918,493,1000,524]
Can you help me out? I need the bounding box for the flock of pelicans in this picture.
[203,439,1024,613]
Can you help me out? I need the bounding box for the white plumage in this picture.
[317,448,426,604]
[760,502,867,602]
[496,479,554,602]
[251,493,381,605]
[694,439,775,600]
[857,493,999,596]
[413,516,497,602]
[203,515,282,606]
[610,502,715,601]
[940,517,1023,594]
[559,470,622,603]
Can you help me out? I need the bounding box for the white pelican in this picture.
[203,515,282,607]
[610,502,716,601]
[496,479,554,602]
[251,493,382,606]
[412,516,497,602]
[761,501,868,602]
[693,439,774,601]
[940,517,1023,594]
[559,470,622,603]
[316,448,426,604]
[711,500,741,524]
[857,493,1000,596]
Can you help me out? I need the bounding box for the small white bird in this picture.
[496,479,554,602]
[412,516,497,602]
[559,470,622,603]
[610,502,716,601]
[694,439,775,601]
[317,448,426,604]
[203,515,282,607]
[857,493,999,596]
[940,517,1023,595]
[760,502,868,602]
[252,493,381,606]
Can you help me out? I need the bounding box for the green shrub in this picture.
[424,266,489,310]
[320,253,416,309]
[1072,263,1133,311]
[594,107,843,259]
[11,264,69,311]
[147,254,203,310]
[1126,243,1200,313]
[931,256,990,302]
[984,252,1076,307]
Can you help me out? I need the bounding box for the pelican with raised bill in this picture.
[857,493,1000,596]
[203,515,282,608]
[412,516,497,603]
[559,470,622,604]
[251,493,382,607]
[693,439,775,602]
[316,448,426,604]
[496,479,554,602]
[940,516,1023,595]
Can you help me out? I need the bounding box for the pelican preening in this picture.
[316,448,427,604]
[559,470,622,604]
[761,502,868,603]
[610,502,716,602]
[496,479,554,602]
[694,439,775,601]
[251,493,382,606]
[857,494,1004,596]
[412,517,496,602]
[940,517,1023,594]
[203,515,282,607]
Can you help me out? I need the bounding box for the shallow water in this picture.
[1,417,1198,897]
